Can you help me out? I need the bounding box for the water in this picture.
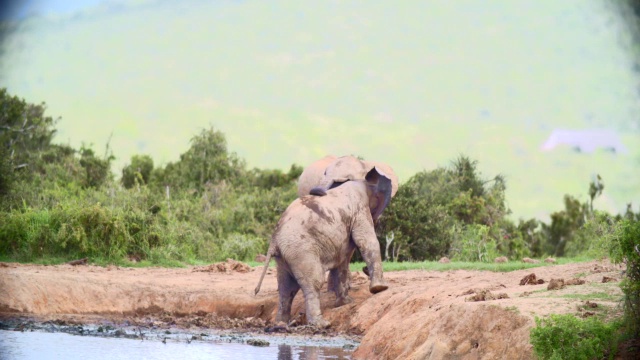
[0,330,353,360]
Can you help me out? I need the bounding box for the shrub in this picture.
[381,155,511,261]
[542,194,589,257]
[565,211,622,259]
[450,224,499,262]
[217,233,263,262]
[610,218,640,337]
[530,314,620,360]
[121,154,154,189]
[151,127,247,192]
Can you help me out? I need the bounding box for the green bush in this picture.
[218,233,263,261]
[531,314,620,360]
[450,224,499,262]
[565,211,622,259]
[381,156,511,261]
[542,195,589,257]
[610,218,640,337]
[122,154,154,189]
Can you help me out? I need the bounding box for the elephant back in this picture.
[297,155,337,197]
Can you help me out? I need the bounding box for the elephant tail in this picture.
[254,246,274,296]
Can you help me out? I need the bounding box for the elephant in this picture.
[297,155,399,199]
[254,167,392,328]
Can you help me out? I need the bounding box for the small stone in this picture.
[246,339,270,347]
[494,256,508,263]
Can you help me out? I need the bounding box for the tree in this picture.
[381,156,511,261]
[122,154,154,188]
[151,127,246,192]
[0,88,58,173]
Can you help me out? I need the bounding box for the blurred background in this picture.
[1,0,639,221]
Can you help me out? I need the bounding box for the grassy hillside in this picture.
[1,0,639,219]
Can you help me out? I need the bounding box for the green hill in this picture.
[1,0,639,220]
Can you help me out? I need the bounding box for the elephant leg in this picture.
[275,262,300,324]
[332,248,355,307]
[332,266,353,307]
[292,261,330,328]
[351,222,388,294]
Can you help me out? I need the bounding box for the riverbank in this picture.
[0,259,624,359]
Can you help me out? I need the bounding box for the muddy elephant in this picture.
[255,167,392,328]
[296,155,399,198]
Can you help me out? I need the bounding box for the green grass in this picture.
[559,292,621,302]
[349,257,593,273]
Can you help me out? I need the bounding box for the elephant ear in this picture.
[363,160,399,198]
[365,167,393,222]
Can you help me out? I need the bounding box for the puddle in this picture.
[0,320,356,360]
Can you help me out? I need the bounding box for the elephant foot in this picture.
[309,318,331,329]
[335,295,354,307]
[369,279,389,294]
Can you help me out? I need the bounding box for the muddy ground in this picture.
[0,259,626,359]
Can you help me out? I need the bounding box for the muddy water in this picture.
[0,325,355,360]
[0,330,354,359]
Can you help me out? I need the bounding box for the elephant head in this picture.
[297,155,399,199]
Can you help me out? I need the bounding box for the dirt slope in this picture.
[0,259,624,359]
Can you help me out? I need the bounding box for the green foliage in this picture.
[78,145,113,188]
[151,127,246,191]
[0,88,58,196]
[249,164,303,190]
[121,154,154,189]
[565,211,622,259]
[0,88,58,169]
[542,195,589,257]
[449,224,499,262]
[218,233,264,262]
[381,155,512,261]
[530,314,620,360]
[610,218,640,337]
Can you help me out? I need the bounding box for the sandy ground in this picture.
[0,259,626,359]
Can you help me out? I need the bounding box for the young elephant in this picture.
[255,168,392,328]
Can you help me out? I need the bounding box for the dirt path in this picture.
[0,259,624,359]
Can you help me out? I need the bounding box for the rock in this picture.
[547,278,565,290]
[465,289,509,301]
[565,278,585,286]
[192,259,252,274]
[592,264,612,273]
[254,254,267,263]
[584,301,598,308]
[544,257,556,263]
[519,273,544,285]
[522,257,540,264]
[438,257,451,264]
[494,256,508,263]
[602,276,616,283]
[246,339,270,347]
